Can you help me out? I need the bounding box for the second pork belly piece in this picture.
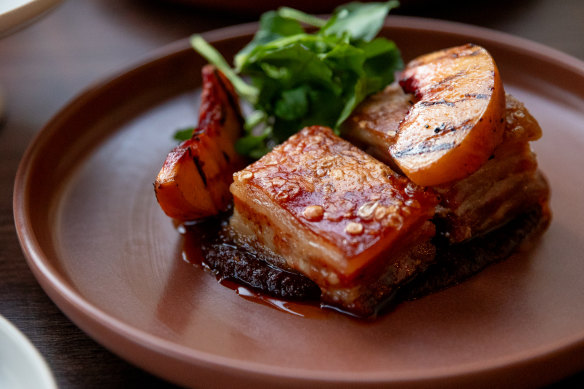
[229,126,438,317]
[433,94,550,243]
[344,89,549,243]
[341,83,412,167]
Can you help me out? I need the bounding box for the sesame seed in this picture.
[374,206,388,220]
[357,201,379,220]
[315,168,327,177]
[239,171,253,180]
[303,205,324,221]
[272,177,285,187]
[385,214,403,229]
[345,222,364,235]
[327,272,340,285]
[330,169,344,179]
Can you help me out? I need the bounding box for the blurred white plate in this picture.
[0,0,61,36]
[0,315,56,389]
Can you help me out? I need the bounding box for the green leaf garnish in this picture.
[191,1,402,158]
[277,7,327,28]
[320,1,400,42]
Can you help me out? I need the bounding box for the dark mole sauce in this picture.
[177,212,328,318]
[176,206,546,319]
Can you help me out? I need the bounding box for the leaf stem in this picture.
[190,35,259,104]
[277,7,327,28]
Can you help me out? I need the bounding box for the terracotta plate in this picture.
[13,17,584,388]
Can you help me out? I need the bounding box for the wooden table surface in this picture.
[1,0,583,387]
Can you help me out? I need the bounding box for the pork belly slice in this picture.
[341,83,411,167]
[229,126,438,316]
[343,90,550,243]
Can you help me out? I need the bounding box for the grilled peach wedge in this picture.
[154,65,245,220]
[390,44,506,186]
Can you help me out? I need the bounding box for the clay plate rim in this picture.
[13,16,584,387]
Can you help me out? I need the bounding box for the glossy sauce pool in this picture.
[176,216,335,319]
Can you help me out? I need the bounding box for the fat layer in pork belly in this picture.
[229,126,437,316]
[432,94,550,242]
[343,88,550,243]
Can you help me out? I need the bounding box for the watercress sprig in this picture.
[189,1,402,158]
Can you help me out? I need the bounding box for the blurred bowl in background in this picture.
[0,0,62,36]
[0,315,57,389]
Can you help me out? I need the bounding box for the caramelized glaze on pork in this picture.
[230,126,437,316]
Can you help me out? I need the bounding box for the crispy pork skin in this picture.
[229,126,438,316]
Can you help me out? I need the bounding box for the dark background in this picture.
[1,0,583,387]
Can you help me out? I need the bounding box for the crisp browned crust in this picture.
[229,126,438,316]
